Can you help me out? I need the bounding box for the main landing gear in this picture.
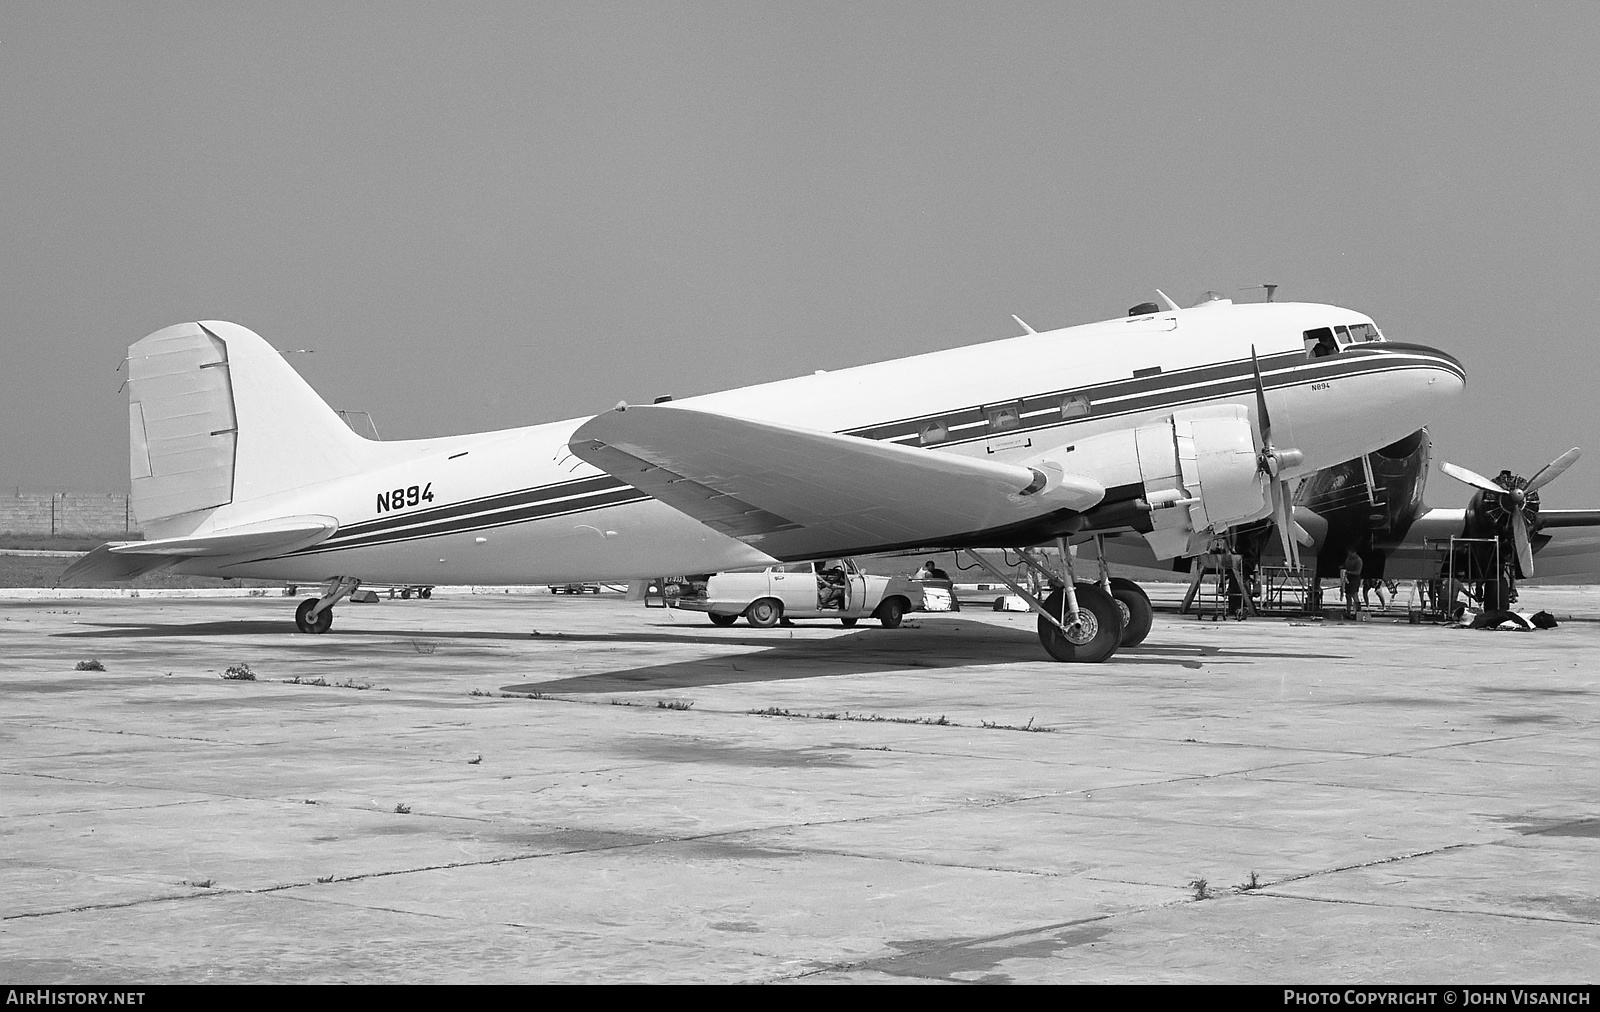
[960,538,1152,663]
[295,576,359,634]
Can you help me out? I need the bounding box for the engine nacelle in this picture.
[1027,405,1267,559]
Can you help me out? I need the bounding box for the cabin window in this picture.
[1059,394,1091,419]
[918,420,948,445]
[985,402,1022,433]
[1304,327,1338,358]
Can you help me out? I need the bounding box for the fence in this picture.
[0,492,139,536]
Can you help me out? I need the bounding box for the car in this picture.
[548,583,602,595]
[663,559,924,628]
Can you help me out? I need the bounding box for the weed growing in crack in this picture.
[980,717,1053,733]
[75,659,105,672]
[1189,878,1211,900]
[393,803,411,815]
[657,699,694,711]
[221,663,256,681]
[1238,871,1262,892]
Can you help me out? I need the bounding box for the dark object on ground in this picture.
[74,659,105,671]
[1531,611,1559,629]
[1469,610,1529,630]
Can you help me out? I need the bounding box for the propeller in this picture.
[1250,347,1312,568]
[1439,448,1581,578]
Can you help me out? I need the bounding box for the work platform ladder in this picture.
[1180,551,1252,620]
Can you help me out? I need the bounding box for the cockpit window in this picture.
[1334,325,1352,346]
[1304,327,1338,358]
[1347,322,1381,343]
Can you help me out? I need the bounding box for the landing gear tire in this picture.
[295,597,333,634]
[1108,577,1153,647]
[708,613,738,627]
[876,598,905,629]
[745,598,782,628]
[840,616,859,628]
[1037,583,1123,663]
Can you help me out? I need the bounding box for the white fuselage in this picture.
[186,301,1465,585]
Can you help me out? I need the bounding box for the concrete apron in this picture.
[1,589,1597,983]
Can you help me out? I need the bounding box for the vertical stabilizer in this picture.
[128,321,369,532]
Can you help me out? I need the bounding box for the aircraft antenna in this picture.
[1239,283,1279,302]
[1154,290,1180,312]
[1011,315,1037,335]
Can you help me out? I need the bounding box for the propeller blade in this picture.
[1291,518,1315,547]
[1512,506,1534,579]
[1250,345,1272,447]
[1526,447,1581,493]
[1440,461,1504,493]
[1270,479,1300,570]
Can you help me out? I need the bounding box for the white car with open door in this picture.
[665,559,923,628]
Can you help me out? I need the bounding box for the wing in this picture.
[1536,509,1600,528]
[60,516,337,584]
[569,405,1103,559]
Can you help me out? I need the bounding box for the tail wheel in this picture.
[1037,583,1122,662]
[1108,577,1153,647]
[876,597,906,629]
[295,598,333,634]
[745,598,782,628]
[708,613,738,627]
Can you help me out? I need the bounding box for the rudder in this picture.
[128,321,369,533]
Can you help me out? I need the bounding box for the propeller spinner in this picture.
[1250,347,1313,569]
[1439,448,1581,578]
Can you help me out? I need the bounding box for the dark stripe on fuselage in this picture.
[290,484,652,557]
[278,345,1459,560]
[330,474,625,542]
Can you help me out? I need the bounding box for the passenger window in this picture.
[1304,327,1338,358]
[986,403,1022,433]
[919,420,948,445]
[1060,394,1091,420]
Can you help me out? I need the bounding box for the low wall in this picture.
[0,492,139,536]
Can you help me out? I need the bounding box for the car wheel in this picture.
[745,598,782,628]
[840,616,858,628]
[708,613,738,627]
[877,597,906,629]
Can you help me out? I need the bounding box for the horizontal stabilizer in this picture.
[61,516,337,584]
[59,545,179,584]
[570,405,1103,559]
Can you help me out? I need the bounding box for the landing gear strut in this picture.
[961,543,1127,663]
[295,576,359,634]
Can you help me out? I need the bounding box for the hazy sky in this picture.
[4,3,1599,508]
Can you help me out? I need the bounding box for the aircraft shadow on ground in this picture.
[53,617,1345,691]
[500,619,1246,694]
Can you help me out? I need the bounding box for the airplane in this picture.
[65,292,1466,662]
[1233,428,1600,611]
